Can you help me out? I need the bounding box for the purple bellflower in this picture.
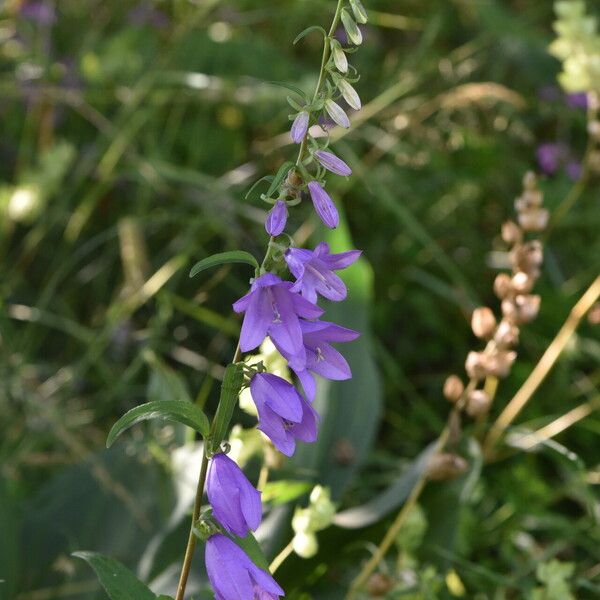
[250,373,318,456]
[314,150,352,176]
[232,273,323,362]
[205,534,284,600]
[291,111,309,144]
[285,241,361,304]
[307,181,339,229]
[265,200,288,236]
[273,320,359,401]
[206,453,262,537]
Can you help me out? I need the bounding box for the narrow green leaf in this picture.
[245,175,273,200]
[106,401,210,448]
[293,25,327,46]
[233,533,269,570]
[73,552,156,600]
[266,161,294,198]
[210,363,245,452]
[266,80,310,103]
[262,480,313,505]
[189,251,258,278]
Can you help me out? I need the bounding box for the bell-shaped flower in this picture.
[307,181,339,229]
[290,111,309,144]
[273,320,359,401]
[232,273,323,363]
[285,241,361,304]
[206,453,262,537]
[205,534,284,600]
[250,373,318,457]
[265,200,288,236]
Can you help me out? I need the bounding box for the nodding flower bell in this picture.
[205,534,284,600]
[291,111,310,144]
[313,150,352,177]
[265,200,288,236]
[206,453,262,537]
[307,181,339,229]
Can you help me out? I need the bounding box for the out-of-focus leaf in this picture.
[333,441,437,528]
[145,351,192,403]
[262,480,313,506]
[189,251,258,278]
[106,401,210,447]
[0,480,19,600]
[234,532,270,571]
[73,551,157,600]
[291,210,383,498]
[293,25,327,46]
[210,363,245,452]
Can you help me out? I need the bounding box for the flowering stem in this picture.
[269,539,295,574]
[173,2,347,596]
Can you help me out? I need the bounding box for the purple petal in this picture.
[307,342,352,380]
[290,289,324,319]
[205,536,254,600]
[251,373,303,422]
[307,181,339,229]
[291,111,309,144]
[238,288,271,352]
[289,398,318,443]
[314,150,352,176]
[295,368,317,402]
[268,287,305,361]
[301,320,360,343]
[265,200,288,236]
[322,249,362,270]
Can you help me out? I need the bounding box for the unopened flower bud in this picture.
[330,39,348,73]
[465,351,486,379]
[349,0,368,24]
[494,273,513,299]
[340,9,363,45]
[337,79,361,111]
[512,271,533,294]
[518,208,549,232]
[324,99,350,129]
[292,531,318,558]
[466,389,492,417]
[484,350,517,377]
[501,220,522,245]
[522,171,537,190]
[443,375,464,403]
[494,319,520,347]
[471,307,497,339]
[366,573,394,597]
[290,111,309,144]
[427,453,468,481]
[514,294,541,324]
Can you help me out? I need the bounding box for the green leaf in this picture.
[332,442,438,528]
[73,552,157,600]
[266,80,309,103]
[233,533,269,571]
[144,350,192,403]
[210,363,245,452]
[106,401,210,448]
[245,175,273,200]
[262,480,313,506]
[293,25,327,46]
[189,251,258,278]
[266,161,294,199]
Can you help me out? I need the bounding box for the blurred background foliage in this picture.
[1,0,599,598]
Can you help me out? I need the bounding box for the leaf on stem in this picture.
[210,362,245,453]
[189,251,258,278]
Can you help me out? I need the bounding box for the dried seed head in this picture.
[484,350,517,377]
[512,271,533,294]
[511,241,543,272]
[494,273,513,299]
[514,294,541,324]
[471,307,497,339]
[427,453,468,481]
[465,351,487,379]
[466,389,491,417]
[443,374,464,403]
[501,299,517,322]
[494,319,520,347]
[366,573,394,597]
[522,171,537,190]
[501,220,522,245]
[518,209,549,232]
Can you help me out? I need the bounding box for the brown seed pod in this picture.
[501,220,522,245]
[466,389,491,417]
[518,209,549,232]
[471,307,497,339]
[443,375,464,403]
[465,351,487,379]
[494,273,513,299]
[494,319,520,348]
[427,453,468,481]
[366,573,394,597]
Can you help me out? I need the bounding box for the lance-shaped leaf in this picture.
[266,161,295,198]
[189,251,258,278]
[210,362,245,453]
[106,400,210,447]
[73,552,157,600]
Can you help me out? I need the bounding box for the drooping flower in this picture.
[291,111,310,144]
[265,200,288,236]
[273,320,359,401]
[330,39,349,73]
[205,534,284,600]
[232,273,323,362]
[337,80,361,111]
[20,1,56,25]
[313,150,352,177]
[307,181,339,229]
[206,453,262,537]
[324,99,350,129]
[250,373,318,456]
[285,242,361,304]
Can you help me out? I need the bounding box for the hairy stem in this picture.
[173,2,347,597]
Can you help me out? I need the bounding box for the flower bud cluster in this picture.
[291,485,336,558]
[443,171,548,420]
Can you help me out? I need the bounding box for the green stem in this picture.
[173,3,346,597]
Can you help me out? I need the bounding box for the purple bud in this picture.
[307,181,339,229]
[314,150,352,176]
[566,92,588,109]
[265,200,288,236]
[325,99,350,129]
[291,111,309,144]
[565,161,582,181]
